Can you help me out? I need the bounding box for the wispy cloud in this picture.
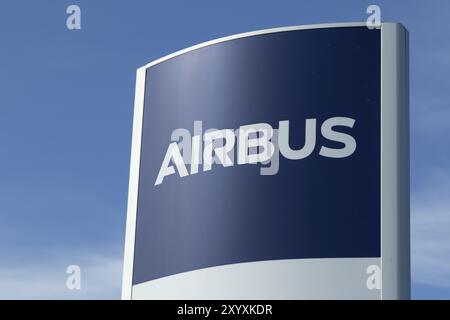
[410,18,450,293]
[412,169,450,289]
[0,249,122,299]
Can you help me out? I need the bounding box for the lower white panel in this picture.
[132,258,381,299]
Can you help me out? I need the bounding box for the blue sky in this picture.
[0,0,449,299]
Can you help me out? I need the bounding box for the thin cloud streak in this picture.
[0,251,123,299]
[411,169,450,289]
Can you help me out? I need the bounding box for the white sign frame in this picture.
[121,22,410,300]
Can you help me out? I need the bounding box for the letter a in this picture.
[66,5,81,30]
[155,143,189,185]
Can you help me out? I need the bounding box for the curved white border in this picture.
[133,258,381,300]
[144,22,367,69]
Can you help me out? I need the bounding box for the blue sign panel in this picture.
[132,26,381,285]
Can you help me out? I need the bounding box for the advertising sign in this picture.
[122,22,409,299]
